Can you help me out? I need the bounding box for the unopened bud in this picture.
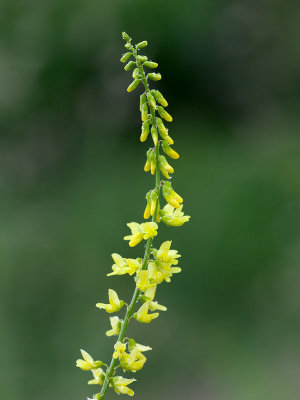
[158,106,172,122]
[162,141,179,159]
[148,73,161,81]
[124,61,136,71]
[122,32,131,41]
[137,55,148,63]
[147,93,157,110]
[127,78,141,92]
[132,67,140,79]
[140,120,151,142]
[140,93,147,110]
[120,52,132,63]
[151,126,158,146]
[143,61,158,69]
[152,90,168,107]
[136,41,148,50]
[141,103,148,121]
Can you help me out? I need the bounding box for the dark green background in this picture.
[1,1,299,399]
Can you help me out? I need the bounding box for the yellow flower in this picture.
[160,204,191,226]
[141,286,167,311]
[96,289,125,313]
[119,340,152,372]
[162,181,183,208]
[148,257,181,284]
[155,240,181,266]
[88,368,106,385]
[142,222,158,239]
[136,270,155,291]
[111,376,136,396]
[113,341,127,359]
[133,302,159,323]
[107,253,141,276]
[106,316,122,337]
[76,349,103,371]
[124,222,158,247]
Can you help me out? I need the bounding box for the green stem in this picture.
[99,44,161,400]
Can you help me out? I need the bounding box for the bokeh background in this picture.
[1,1,300,399]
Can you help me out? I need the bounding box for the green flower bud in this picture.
[144,149,156,175]
[136,41,148,50]
[127,78,141,92]
[124,61,136,71]
[151,90,168,107]
[122,32,131,41]
[158,155,174,179]
[140,120,151,142]
[158,106,172,122]
[162,140,179,159]
[143,61,158,69]
[140,93,147,110]
[147,92,157,110]
[132,67,140,79]
[148,73,161,81]
[137,55,148,62]
[141,103,148,121]
[156,118,169,139]
[151,125,158,146]
[124,42,131,49]
[120,52,132,63]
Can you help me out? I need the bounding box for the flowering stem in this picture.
[99,47,160,400]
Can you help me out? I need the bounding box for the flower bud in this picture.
[144,191,152,219]
[156,118,174,144]
[143,61,158,69]
[122,32,131,41]
[120,52,132,63]
[149,150,157,175]
[148,73,161,81]
[156,117,168,136]
[158,155,174,179]
[140,93,147,110]
[158,106,172,122]
[163,181,183,208]
[147,92,157,110]
[150,190,159,216]
[140,120,151,142]
[151,90,168,107]
[132,67,140,79]
[151,126,158,146]
[144,150,151,172]
[125,42,131,49]
[141,103,148,121]
[127,78,141,92]
[137,55,148,62]
[136,41,148,50]
[124,61,136,71]
[162,140,179,159]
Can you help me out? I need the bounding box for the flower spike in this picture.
[77,33,191,400]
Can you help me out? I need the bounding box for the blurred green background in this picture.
[1,1,300,399]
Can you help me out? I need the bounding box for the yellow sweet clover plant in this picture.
[76,32,190,400]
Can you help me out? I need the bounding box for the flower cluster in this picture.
[76,32,190,400]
